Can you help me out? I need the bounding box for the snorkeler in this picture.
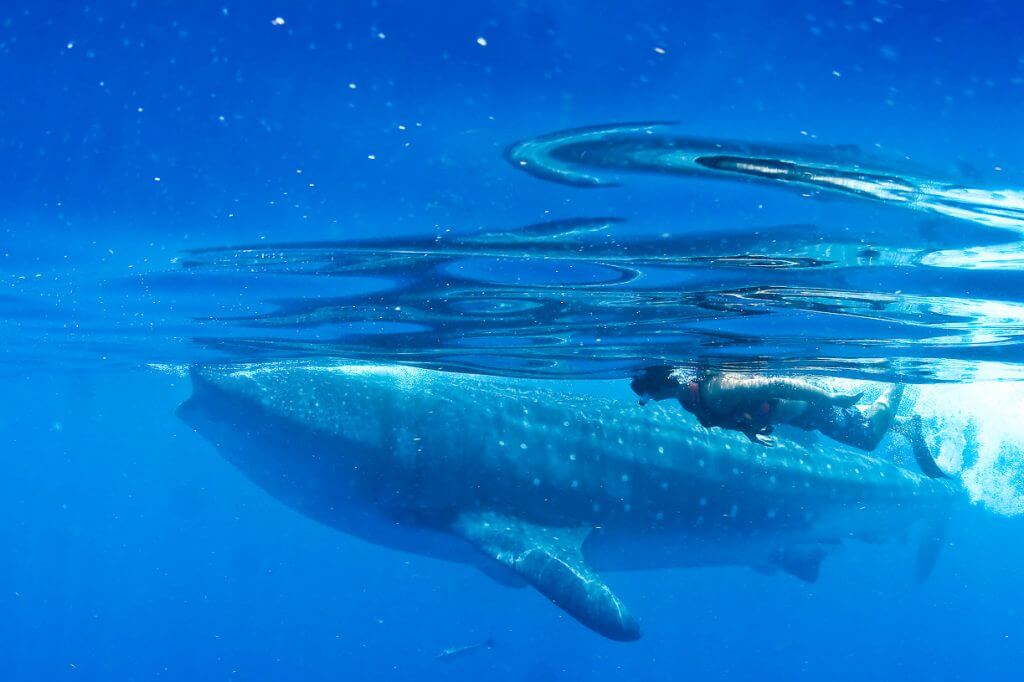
[630,366,902,451]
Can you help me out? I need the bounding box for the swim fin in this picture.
[908,415,950,480]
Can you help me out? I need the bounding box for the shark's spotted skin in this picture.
[178,362,959,640]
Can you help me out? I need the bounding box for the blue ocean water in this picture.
[4,1,1024,679]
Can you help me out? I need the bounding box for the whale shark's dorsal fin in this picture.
[452,512,641,641]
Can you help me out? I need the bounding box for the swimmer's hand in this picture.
[744,431,775,447]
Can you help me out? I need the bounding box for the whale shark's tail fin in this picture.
[902,416,953,581]
[915,514,949,582]
[453,512,641,642]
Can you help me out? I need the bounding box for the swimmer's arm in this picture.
[708,375,861,407]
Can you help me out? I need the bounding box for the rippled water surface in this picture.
[11,126,1024,383]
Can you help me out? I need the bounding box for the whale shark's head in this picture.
[178,363,422,445]
[176,363,419,524]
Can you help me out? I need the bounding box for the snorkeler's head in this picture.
[630,366,682,405]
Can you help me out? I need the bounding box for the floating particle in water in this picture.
[367,154,376,160]
[476,37,488,47]
[271,17,285,26]
[347,82,357,90]
[653,46,666,55]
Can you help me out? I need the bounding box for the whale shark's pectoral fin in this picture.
[472,557,528,588]
[452,512,641,642]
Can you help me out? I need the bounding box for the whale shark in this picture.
[177,362,959,641]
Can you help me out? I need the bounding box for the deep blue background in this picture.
[4,1,1024,680]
